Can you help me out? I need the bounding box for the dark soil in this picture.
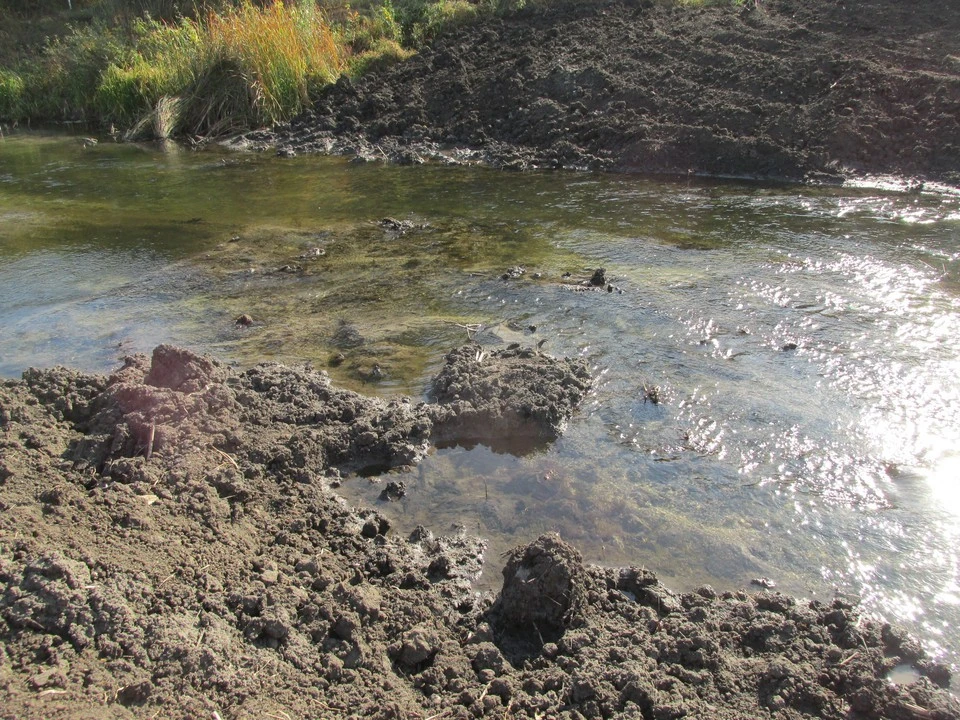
[2,345,960,719]
[251,0,960,187]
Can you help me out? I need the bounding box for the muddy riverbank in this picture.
[244,0,960,187]
[1,345,959,719]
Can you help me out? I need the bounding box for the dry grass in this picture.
[202,2,343,128]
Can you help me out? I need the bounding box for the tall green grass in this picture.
[391,0,481,47]
[0,69,25,120]
[94,17,200,130]
[198,1,342,131]
[1,1,348,136]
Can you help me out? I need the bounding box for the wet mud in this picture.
[2,345,959,718]
[428,345,592,453]
[250,0,960,187]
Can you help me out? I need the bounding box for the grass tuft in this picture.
[0,1,349,134]
[346,37,414,77]
[0,69,25,120]
[392,0,482,47]
[94,18,201,127]
[200,1,343,130]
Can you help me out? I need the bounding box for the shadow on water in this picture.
[3,131,960,676]
[434,433,551,457]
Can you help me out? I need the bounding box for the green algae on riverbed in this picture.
[187,215,589,394]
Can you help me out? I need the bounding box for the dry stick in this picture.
[423,711,451,720]
[146,422,156,461]
[901,703,933,719]
[441,320,482,331]
[532,621,545,646]
[211,447,239,470]
[837,651,860,666]
[440,319,484,340]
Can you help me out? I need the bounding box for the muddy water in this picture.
[3,131,960,672]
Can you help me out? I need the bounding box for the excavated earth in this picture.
[251,0,960,186]
[4,1,960,716]
[2,345,960,719]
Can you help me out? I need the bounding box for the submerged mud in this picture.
[1,346,959,719]
[256,0,960,186]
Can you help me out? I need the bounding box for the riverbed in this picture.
[2,130,959,674]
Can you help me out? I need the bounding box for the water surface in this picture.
[2,131,959,677]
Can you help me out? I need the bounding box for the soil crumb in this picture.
[1,346,959,719]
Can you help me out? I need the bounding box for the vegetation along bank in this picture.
[3,0,959,185]
[0,0,510,139]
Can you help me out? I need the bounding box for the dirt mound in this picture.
[2,347,959,719]
[428,345,593,453]
[261,0,960,186]
[477,536,960,720]
[495,533,590,641]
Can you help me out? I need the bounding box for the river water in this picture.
[2,131,959,675]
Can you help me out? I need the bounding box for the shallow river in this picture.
[2,131,959,675]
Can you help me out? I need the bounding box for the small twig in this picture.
[901,703,934,719]
[440,320,484,339]
[441,320,482,331]
[37,689,67,697]
[477,682,492,704]
[211,447,239,470]
[532,621,545,646]
[837,651,859,666]
[145,422,156,461]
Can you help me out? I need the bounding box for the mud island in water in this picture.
[1,344,959,719]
